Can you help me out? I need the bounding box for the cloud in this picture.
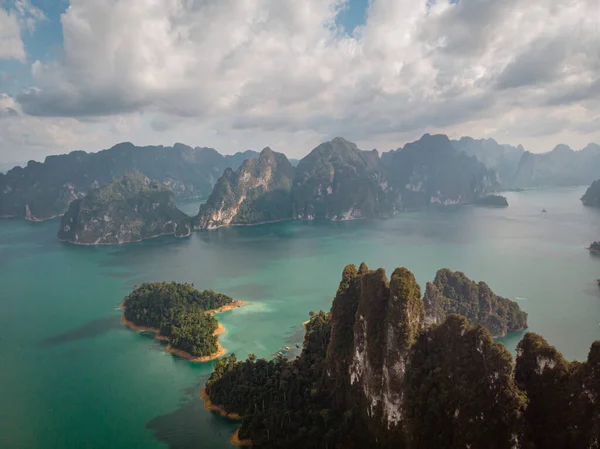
[0,0,46,61]
[0,7,25,60]
[2,0,600,160]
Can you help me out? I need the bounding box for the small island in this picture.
[58,173,192,245]
[588,241,600,254]
[122,282,243,362]
[581,179,600,207]
[474,194,509,207]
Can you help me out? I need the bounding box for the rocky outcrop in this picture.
[424,268,527,338]
[325,264,424,437]
[581,179,600,207]
[58,173,191,245]
[292,137,389,220]
[382,134,497,210]
[195,134,499,228]
[0,142,258,221]
[195,148,294,229]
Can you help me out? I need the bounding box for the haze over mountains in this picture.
[1,133,599,224]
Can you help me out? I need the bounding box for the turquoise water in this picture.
[1,186,600,449]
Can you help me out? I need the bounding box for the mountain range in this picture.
[2,134,600,233]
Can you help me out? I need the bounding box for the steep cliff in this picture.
[292,137,389,220]
[0,142,258,221]
[423,268,527,338]
[382,134,497,209]
[581,179,600,207]
[195,148,294,229]
[58,173,191,245]
[196,134,499,228]
[203,264,565,449]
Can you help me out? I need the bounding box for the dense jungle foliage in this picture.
[204,264,600,449]
[123,282,232,357]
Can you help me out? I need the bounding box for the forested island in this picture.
[202,263,599,449]
[122,282,242,361]
[58,173,191,245]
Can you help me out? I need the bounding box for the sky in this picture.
[0,0,599,163]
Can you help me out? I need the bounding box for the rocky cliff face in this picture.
[0,142,258,221]
[292,137,389,220]
[196,134,499,228]
[424,268,527,338]
[581,179,600,207]
[382,134,497,210]
[195,148,294,229]
[326,263,424,437]
[58,173,191,245]
[512,143,600,188]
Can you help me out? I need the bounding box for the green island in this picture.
[202,263,600,449]
[58,173,192,245]
[122,282,243,361]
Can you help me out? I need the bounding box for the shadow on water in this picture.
[146,379,239,449]
[39,315,122,347]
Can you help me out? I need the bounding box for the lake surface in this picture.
[1,187,600,449]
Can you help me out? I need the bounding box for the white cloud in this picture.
[0,7,25,60]
[3,0,600,161]
[0,0,46,61]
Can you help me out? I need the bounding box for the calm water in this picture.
[1,187,600,449]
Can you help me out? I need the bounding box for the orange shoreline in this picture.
[200,387,253,446]
[121,301,241,362]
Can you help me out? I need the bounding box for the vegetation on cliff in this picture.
[203,264,594,449]
[0,142,258,221]
[58,173,191,245]
[581,179,600,207]
[196,148,294,229]
[424,268,527,337]
[196,134,499,228]
[123,282,234,358]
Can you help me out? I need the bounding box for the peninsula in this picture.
[122,282,242,362]
[58,173,192,245]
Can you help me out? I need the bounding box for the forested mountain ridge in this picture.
[0,142,259,221]
[204,263,600,449]
[196,134,498,228]
[58,173,191,245]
